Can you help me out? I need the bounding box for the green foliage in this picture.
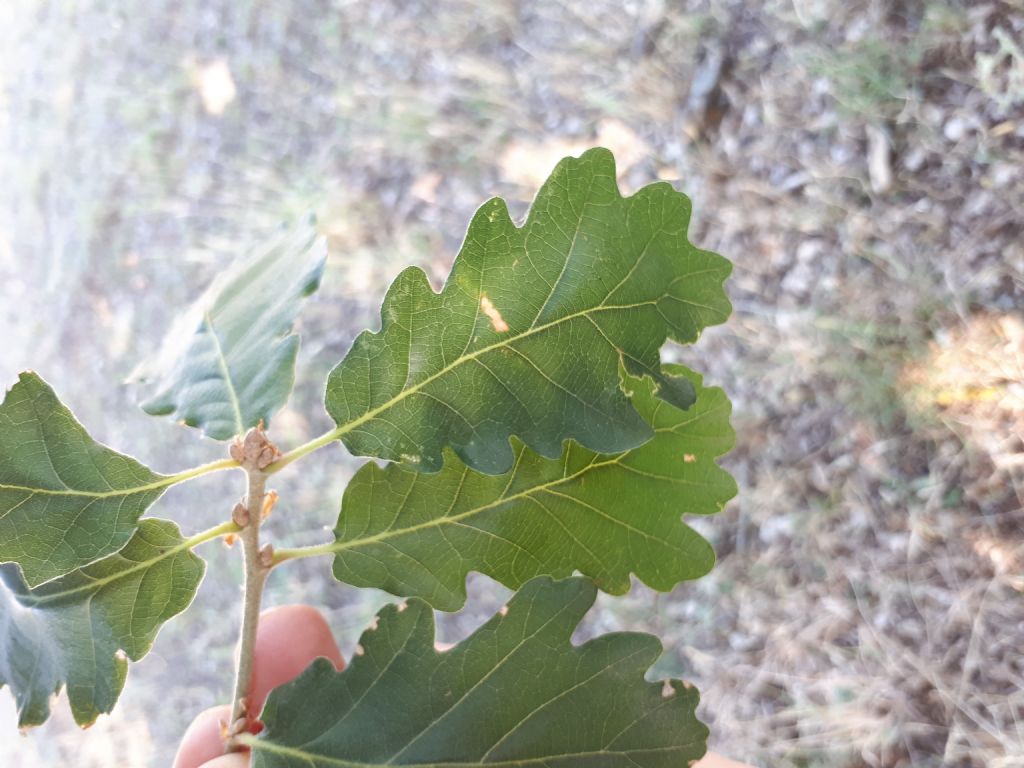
[330,366,736,610]
[0,149,735,761]
[325,148,731,474]
[139,222,326,440]
[0,373,171,586]
[0,520,205,727]
[244,577,707,768]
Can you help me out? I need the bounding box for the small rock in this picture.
[759,515,794,545]
[797,239,825,263]
[866,124,893,194]
[989,162,1018,188]
[903,145,928,172]
[781,261,814,295]
[944,116,969,142]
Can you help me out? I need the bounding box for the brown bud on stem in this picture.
[258,543,275,568]
[229,421,282,471]
[231,501,250,528]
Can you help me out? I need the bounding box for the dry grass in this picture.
[0,0,1022,765]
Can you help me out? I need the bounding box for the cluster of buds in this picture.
[223,423,283,548]
[224,503,277,558]
[229,489,278,531]
[229,422,281,471]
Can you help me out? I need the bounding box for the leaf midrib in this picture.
[203,311,246,436]
[0,457,237,504]
[336,455,620,555]
[330,299,662,444]
[478,644,654,761]
[251,595,698,767]
[332,420,710,559]
[0,477,172,501]
[16,522,229,607]
[245,738,698,767]
[386,571,583,762]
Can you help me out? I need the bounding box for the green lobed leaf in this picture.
[139,221,327,440]
[325,148,731,474]
[330,365,736,610]
[0,519,205,727]
[245,576,708,767]
[0,372,175,587]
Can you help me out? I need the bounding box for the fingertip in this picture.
[173,705,232,768]
[177,605,344,766]
[249,604,344,712]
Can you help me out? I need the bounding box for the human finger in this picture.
[248,604,345,714]
[173,605,344,768]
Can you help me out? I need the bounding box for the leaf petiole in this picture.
[14,519,242,611]
[269,541,335,565]
[264,428,341,474]
[183,519,245,549]
[164,456,241,485]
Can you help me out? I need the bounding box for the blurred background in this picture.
[0,1,1022,766]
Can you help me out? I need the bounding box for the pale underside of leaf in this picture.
[0,372,175,587]
[140,221,327,440]
[0,519,205,727]
[330,366,737,610]
[246,576,708,767]
[326,147,732,474]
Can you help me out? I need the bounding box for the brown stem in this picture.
[226,468,268,751]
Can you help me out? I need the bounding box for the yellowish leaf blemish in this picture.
[683,454,697,463]
[480,295,510,333]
